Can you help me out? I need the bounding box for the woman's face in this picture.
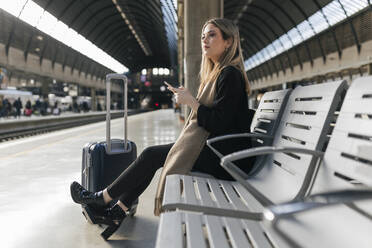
[201,23,229,63]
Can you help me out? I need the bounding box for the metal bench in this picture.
[160,89,291,219]
[156,77,371,248]
[161,80,347,219]
[261,76,372,248]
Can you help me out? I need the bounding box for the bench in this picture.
[161,88,291,219]
[161,80,347,219]
[156,76,372,248]
[261,75,372,247]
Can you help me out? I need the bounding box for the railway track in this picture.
[0,110,148,142]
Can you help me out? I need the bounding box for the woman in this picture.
[70,18,255,240]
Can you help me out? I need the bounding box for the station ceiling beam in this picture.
[312,0,342,59]
[287,0,319,66]
[337,0,361,53]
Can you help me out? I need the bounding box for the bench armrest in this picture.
[220,146,324,206]
[221,146,324,165]
[206,133,273,159]
[263,189,372,221]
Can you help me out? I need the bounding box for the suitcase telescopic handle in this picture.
[105,73,128,153]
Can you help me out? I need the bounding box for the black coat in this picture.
[192,66,256,180]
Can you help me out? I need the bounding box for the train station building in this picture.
[0,0,371,247]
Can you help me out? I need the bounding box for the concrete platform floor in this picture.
[0,109,182,248]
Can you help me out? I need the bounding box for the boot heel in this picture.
[128,204,137,217]
[101,224,120,240]
[82,206,112,225]
[82,206,96,224]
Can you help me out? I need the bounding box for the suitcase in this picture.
[81,73,138,216]
[24,108,32,116]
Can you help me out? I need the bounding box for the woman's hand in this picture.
[167,86,200,112]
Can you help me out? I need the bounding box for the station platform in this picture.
[0,110,121,123]
[0,109,183,248]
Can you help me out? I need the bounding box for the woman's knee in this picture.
[139,144,171,165]
[141,146,157,158]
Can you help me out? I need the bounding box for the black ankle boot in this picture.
[70,181,106,209]
[100,204,127,240]
[82,204,127,240]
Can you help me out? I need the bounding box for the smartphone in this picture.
[164,81,176,93]
[163,81,172,88]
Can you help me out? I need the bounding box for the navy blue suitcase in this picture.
[81,74,138,216]
[81,140,138,215]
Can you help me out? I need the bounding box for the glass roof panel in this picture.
[0,0,128,73]
[37,12,58,35]
[308,12,329,33]
[297,21,315,40]
[339,0,368,16]
[18,1,44,26]
[287,28,302,46]
[323,1,346,25]
[261,49,269,61]
[244,0,369,71]
[279,35,292,50]
[0,0,27,17]
[272,39,284,55]
[263,47,272,60]
[266,45,275,58]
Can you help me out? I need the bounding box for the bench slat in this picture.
[204,215,230,248]
[183,175,198,205]
[162,175,182,207]
[207,179,231,209]
[224,217,253,248]
[243,219,277,248]
[219,181,248,211]
[155,212,184,248]
[195,177,216,207]
[185,213,207,248]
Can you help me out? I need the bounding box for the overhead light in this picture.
[36,35,43,41]
[35,48,40,52]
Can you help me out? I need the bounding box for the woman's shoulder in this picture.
[220,65,241,75]
[217,65,244,86]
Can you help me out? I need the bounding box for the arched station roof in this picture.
[33,0,178,72]
[31,0,369,76]
[225,0,334,67]
[225,0,370,74]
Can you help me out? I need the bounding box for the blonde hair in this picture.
[199,18,250,94]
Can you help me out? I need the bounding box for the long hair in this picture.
[199,18,250,94]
